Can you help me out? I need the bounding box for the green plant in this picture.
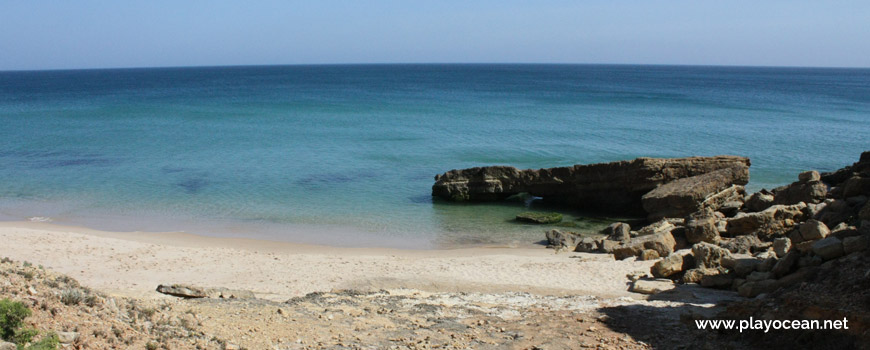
[22,262,32,268]
[60,289,84,306]
[0,298,32,340]
[145,342,158,350]
[12,327,38,345]
[27,332,59,350]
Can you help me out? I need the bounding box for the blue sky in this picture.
[1,1,868,70]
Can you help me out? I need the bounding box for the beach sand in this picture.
[0,221,653,301]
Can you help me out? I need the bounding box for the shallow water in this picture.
[1,64,868,248]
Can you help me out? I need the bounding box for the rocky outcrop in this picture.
[641,167,749,220]
[433,156,750,214]
[772,170,827,205]
[156,284,255,299]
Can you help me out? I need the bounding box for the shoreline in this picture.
[0,221,654,301]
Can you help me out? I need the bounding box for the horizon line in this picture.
[2,61,870,73]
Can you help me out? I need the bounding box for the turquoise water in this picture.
[1,64,869,248]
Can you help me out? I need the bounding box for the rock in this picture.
[700,274,734,289]
[773,179,827,205]
[746,271,772,282]
[433,156,751,214]
[684,209,720,244]
[57,331,78,344]
[738,280,779,298]
[731,258,761,277]
[815,199,853,227]
[796,219,830,242]
[744,190,776,212]
[602,222,631,241]
[156,284,208,298]
[692,242,732,269]
[612,230,676,260]
[596,239,622,253]
[573,237,599,253]
[545,229,580,249]
[726,203,806,238]
[843,176,870,198]
[682,268,721,284]
[771,250,799,277]
[639,249,660,261]
[773,237,791,257]
[156,284,254,299]
[845,195,868,207]
[629,279,676,294]
[641,166,749,220]
[719,201,744,217]
[651,251,695,278]
[635,219,676,236]
[0,342,16,350]
[812,237,845,260]
[719,235,763,254]
[798,170,821,183]
[843,235,869,254]
[860,202,870,221]
[516,212,562,224]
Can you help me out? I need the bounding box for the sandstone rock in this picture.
[773,237,791,257]
[602,222,631,241]
[719,201,744,217]
[726,203,806,238]
[744,190,775,212]
[692,242,732,269]
[516,212,562,224]
[612,230,676,260]
[596,239,622,253]
[719,235,764,254]
[629,279,676,294]
[773,179,827,205]
[684,209,720,244]
[57,331,78,344]
[815,199,853,227]
[156,284,208,298]
[0,342,16,350]
[639,249,660,261]
[682,268,721,284]
[771,250,799,277]
[797,219,830,242]
[574,237,599,253]
[812,237,845,260]
[738,279,779,298]
[433,156,751,214]
[700,274,734,289]
[635,219,676,236]
[730,258,761,277]
[651,251,695,278]
[843,235,869,254]
[641,166,749,220]
[799,170,821,183]
[545,229,580,249]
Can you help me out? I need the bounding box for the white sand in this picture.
[0,221,653,301]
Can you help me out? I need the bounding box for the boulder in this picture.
[771,250,799,277]
[738,279,779,298]
[545,229,580,249]
[842,176,870,198]
[629,279,676,295]
[156,284,254,299]
[684,209,720,244]
[719,201,744,217]
[57,331,78,344]
[596,239,622,253]
[771,170,826,205]
[730,257,761,277]
[719,235,764,254]
[796,219,830,242]
[641,166,749,220]
[815,199,853,227]
[433,156,751,214]
[682,268,721,284]
[811,237,845,260]
[726,203,807,238]
[744,190,775,212]
[612,229,677,260]
[692,242,732,269]
[639,249,660,261]
[651,251,695,278]
[746,271,772,282]
[574,237,599,253]
[700,274,734,289]
[860,202,870,221]
[843,235,869,254]
[602,222,631,241]
[772,237,791,257]
[516,212,562,224]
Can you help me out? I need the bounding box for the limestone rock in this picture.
[545,229,580,249]
[156,284,208,298]
[796,219,830,243]
[651,251,695,278]
[57,331,78,344]
[773,237,791,257]
[612,230,676,260]
[433,156,751,214]
[843,176,870,198]
[573,237,599,253]
[629,279,676,294]
[719,235,764,254]
[700,274,734,289]
[641,166,749,220]
[726,203,807,238]
[798,170,821,183]
[516,212,562,224]
[811,237,845,260]
[682,268,721,284]
[692,242,732,269]
[744,190,775,212]
[843,235,869,254]
[603,222,631,241]
[772,170,826,205]
[684,209,720,244]
[639,249,660,261]
[771,250,799,277]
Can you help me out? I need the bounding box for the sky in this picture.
[1,1,869,70]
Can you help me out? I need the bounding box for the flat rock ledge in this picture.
[156,284,255,299]
[432,155,750,216]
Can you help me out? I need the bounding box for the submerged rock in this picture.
[516,212,562,224]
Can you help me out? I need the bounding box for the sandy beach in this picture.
[0,221,654,301]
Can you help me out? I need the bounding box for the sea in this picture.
[1,64,868,248]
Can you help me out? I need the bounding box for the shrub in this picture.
[60,289,84,306]
[12,327,38,345]
[28,332,59,350]
[0,298,32,340]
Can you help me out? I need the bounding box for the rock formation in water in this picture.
[432,155,751,215]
